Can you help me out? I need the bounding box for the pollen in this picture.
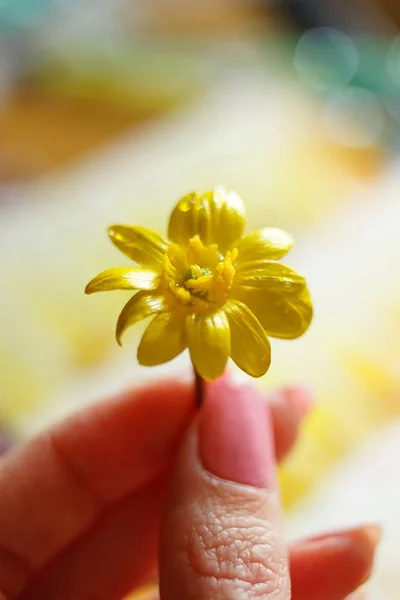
[162,236,236,307]
[174,287,192,304]
[208,252,236,302]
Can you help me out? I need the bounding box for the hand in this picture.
[0,376,378,599]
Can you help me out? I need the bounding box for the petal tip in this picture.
[239,356,270,378]
[137,346,151,367]
[84,282,95,294]
[251,364,270,378]
[107,225,118,239]
[115,321,125,346]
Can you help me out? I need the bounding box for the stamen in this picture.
[190,264,204,279]
[162,237,237,307]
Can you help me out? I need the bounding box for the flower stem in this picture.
[194,369,205,409]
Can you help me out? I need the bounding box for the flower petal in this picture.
[108,225,168,271]
[186,310,230,380]
[234,261,305,293]
[168,187,246,252]
[231,285,313,339]
[216,190,246,252]
[85,268,159,294]
[116,292,167,345]
[235,228,294,263]
[224,300,271,377]
[137,311,187,366]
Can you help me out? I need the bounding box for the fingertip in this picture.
[279,384,315,420]
[359,524,382,549]
[269,384,314,461]
[290,524,381,600]
[199,376,274,487]
[205,373,315,463]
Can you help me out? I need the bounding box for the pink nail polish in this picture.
[198,377,275,488]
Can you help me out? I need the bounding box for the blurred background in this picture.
[1,0,400,598]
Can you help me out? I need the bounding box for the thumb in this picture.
[160,376,290,600]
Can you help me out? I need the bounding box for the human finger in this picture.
[0,380,194,598]
[289,525,381,600]
[160,377,290,599]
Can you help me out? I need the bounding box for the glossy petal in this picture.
[137,311,187,366]
[217,190,246,252]
[235,228,294,263]
[108,225,168,271]
[224,300,271,377]
[85,268,159,294]
[231,285,313,339]
[168,187,246,252]
[116,292,167,345]
[186,310,230,380]
[234,261,305,293]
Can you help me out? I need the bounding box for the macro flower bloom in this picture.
[85,188,312,380]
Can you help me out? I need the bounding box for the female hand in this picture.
[0,376,378,599]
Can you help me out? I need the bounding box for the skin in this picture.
[0,377,377,600]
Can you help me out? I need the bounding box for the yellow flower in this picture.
[85,188,312,380]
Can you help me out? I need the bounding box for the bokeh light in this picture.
[387,35,400,86]
[322,86,385,147]
[294,27,359,90]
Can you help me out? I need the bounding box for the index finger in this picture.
[0,379,194,598]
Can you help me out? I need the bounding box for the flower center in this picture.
[162,236,237,308]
